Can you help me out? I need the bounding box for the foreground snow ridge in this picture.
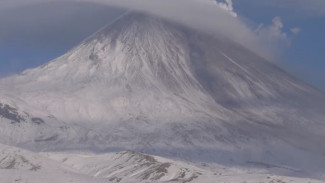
[0,144,323,183]
[0,12,325,182]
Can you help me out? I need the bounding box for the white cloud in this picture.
[255,16,290,57]
[272,16,284,30]
[291,27,301,35]
[213,0,237,17]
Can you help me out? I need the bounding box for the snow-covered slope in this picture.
[1,143,322,183]
[0,143,110,183]
[0,95,87,150]
[45,150,325,183]
[1,12,325,177]
[47,150,205,182]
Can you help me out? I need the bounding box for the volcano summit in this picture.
[0,12,325,181]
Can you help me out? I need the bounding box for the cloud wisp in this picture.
[290,28,301,35]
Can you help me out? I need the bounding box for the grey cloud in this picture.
[1,0,298,61]
[0,1,124,50]
[0,1,124,77]
[74,0,277,60]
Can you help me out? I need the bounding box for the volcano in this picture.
[0,12,325,175]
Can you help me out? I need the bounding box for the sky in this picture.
[0,0,324,90]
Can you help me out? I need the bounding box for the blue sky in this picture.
[0,0,324,90]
